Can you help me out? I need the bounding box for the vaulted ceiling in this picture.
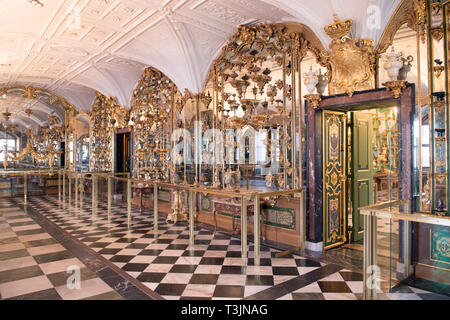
[0,0,401,114]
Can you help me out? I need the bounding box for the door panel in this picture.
[323,111,347,250]
[351,112,374,242]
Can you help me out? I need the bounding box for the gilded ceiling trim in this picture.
[376,0,422,56]
[0,85,77,113]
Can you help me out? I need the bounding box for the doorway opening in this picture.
[322,105,400,251]
[116,132,131,174]
[306,86,414,277]
[320,105,401,282]
[344,107,400,250]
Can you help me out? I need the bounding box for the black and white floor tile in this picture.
[2,195,447,301]
[0,199,123,300]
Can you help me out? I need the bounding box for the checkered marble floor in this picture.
[0,199,123,300]
[11,195,449,301]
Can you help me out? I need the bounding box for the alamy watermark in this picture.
[66,265,81,290]
[66,5,81,31]
[366,4,381,31]
[366,265,381,290]
[171,121,281,169]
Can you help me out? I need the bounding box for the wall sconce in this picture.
[434,59,445,78]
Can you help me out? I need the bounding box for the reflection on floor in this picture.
[1,196,448,300]
[0,202,122,300]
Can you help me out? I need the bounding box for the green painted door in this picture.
[351,112,374,242]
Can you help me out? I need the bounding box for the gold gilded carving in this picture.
[434,60,445,78]
[23,87,38,99]
[330,172,338,186]
[376,0,419,55]
[321,15,376,97]
[323,36,376,97]
[304,93,322,109]
[2,111,11,122]
[167,190,188,224]
[130,67,180,181]
[383,80,408,98]
[89,92,125,172]
[24,108,33,117]
[431,26,444,42]
[0,86,76,112]
[3,123,64,169]
[208,23,327,84]
[324,14,353,40]
[414,0,427,43]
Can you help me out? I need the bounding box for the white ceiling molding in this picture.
[0,0,402,112]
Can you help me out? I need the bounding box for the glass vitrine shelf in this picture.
[360,200,450,300]
[360,200,450,226]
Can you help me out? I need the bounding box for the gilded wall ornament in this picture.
[324,14,353,40]
[431,26,444,42]
[434,59,445,78]
[324,37,376,97]
[0,86,76,113]
[130,67,180,181]
[89,92,125,172]
[304,94,322,109]
[414,0,427,43]
[383,80,408,99]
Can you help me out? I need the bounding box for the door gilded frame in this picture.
[306,85,415,251]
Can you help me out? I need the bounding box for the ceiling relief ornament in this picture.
[197,2,251,25]
[322,15,376,97]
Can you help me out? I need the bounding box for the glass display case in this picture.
[426,0,450,216]
[200,24,316,192]
[130,67,179,182]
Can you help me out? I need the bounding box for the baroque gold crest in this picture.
[322,16,376,97]
[324,37,376,97]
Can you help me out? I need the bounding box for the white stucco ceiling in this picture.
[0,0,401,113]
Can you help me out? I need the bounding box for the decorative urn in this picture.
[303,67,319,94]
[316,69,328,96]
[383,47,404,81]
